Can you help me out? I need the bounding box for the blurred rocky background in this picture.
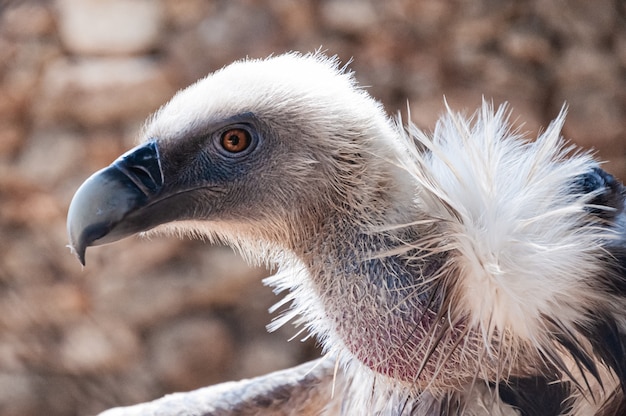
[0,0,624,415]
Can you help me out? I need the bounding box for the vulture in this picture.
[67,53,626,416]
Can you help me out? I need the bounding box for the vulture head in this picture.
[67,53,626,414]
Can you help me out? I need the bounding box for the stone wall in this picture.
[0,1,624,415]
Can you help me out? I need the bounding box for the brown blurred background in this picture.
[0,0,624,415]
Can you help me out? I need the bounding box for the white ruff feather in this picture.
[401,102,613,355]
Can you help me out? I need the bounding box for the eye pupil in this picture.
[227,134,239,146]
[220,128,251,153]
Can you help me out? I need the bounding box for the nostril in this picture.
[112,141,164,196]
[126,164,160,193]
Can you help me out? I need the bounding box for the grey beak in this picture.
[67,141,163,265]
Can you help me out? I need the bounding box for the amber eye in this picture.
[220,128,251,153]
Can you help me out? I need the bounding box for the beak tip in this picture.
[66,242,86,267]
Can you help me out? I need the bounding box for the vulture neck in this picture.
[274,153,451,384]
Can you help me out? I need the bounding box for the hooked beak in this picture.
[67,141,164,265]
